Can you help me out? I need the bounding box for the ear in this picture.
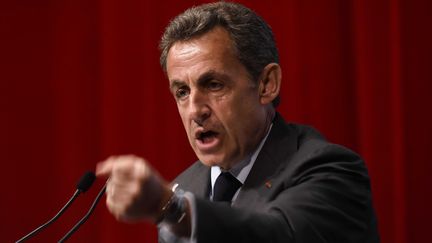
[258,63,282,105]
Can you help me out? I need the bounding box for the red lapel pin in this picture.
[265,180,272,188]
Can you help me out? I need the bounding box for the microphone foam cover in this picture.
[76,171,96,192]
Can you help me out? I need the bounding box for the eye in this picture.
[175,87,190,100]
[207,81,224,91]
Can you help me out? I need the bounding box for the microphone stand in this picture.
[16,171,95,243]
[58,183,107,242]
[16,189,82,243]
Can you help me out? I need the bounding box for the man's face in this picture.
[166,27,269,169]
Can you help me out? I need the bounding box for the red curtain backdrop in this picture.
[2,0,431,242]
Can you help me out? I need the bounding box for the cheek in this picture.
[177,106,191,134]
[222,99,261,142]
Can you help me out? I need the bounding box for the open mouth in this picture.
[197,130,218,143]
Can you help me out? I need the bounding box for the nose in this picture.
[189,90,211,126]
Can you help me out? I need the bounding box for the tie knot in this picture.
[213,172,242,202]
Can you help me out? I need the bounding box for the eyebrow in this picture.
[196,70,220,86]
[169,80,185,92]
[169,70,231,91]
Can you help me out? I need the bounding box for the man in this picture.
[96,2,379,242]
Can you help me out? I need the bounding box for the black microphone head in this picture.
[76,171,96,192]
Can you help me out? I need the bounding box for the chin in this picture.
[197,154,224,167]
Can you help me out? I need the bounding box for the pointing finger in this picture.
[96,158,116,177]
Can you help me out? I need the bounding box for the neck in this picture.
[263,107,276,133]
[220,110,275,171]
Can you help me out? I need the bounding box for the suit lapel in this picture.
[234,114,298,208]
[174,162,211,199]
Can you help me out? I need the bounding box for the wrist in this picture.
[156,184,187,224]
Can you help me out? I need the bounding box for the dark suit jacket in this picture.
[169,113,379,243]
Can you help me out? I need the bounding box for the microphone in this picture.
[58,182,107,242]
[76,171,96,192]
[16,171,96,243]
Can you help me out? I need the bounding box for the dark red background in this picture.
[2,0,431,242]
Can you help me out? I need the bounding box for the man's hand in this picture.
[96,155,172,223]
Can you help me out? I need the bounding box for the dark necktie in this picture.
[213,172,243,202]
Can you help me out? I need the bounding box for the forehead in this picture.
[166,27,238,78]
[170,26,235,55]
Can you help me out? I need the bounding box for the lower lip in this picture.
[195,135,220,152]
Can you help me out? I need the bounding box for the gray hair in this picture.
[159,2,280,107]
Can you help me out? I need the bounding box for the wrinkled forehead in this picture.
[166,27,238,73]
[167,27,236,61]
